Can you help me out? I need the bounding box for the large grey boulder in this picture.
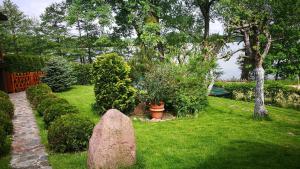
[87,109,136,169]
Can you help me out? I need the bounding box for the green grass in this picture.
[35,85,300,169]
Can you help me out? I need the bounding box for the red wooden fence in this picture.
[4,71,44,93]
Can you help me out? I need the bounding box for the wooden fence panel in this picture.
[3,71,44,93]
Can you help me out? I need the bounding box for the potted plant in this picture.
[140,65,175,119]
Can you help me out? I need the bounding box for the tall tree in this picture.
[0,0,32,57]
[40,2,69,57]
[220,0,273,118]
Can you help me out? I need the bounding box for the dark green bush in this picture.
[48,114,94,152]
[32,93,56,108]
[0,112,13,135]
[0,91,9,99]
[37,97,68,116]
[43,103,79,128]
[0,98,14,118]
[26,83,52,104]
[42,57,76,92]
[72,63,93,85]
[93,53,136,115]
[0,126,7,155]
[4,55,45,72]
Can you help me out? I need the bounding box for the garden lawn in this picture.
[35,85,300,169]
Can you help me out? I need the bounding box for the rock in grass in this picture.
[87,109,136,169]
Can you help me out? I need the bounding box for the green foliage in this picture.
[214,81,300,109]
[72,63,93,85]
[43,103,79,128]
[141,64,177,104]
[93,53,136,115]
[0,112,13,135]
[4,55,46,72]
[42,57,76,92]
[0,98,14,118]
[0,126,7,156]
[26,83,52,105]
[140,56,209,116]
[37,97,68,116]
[48,114,94,153]
[0,91,9,100]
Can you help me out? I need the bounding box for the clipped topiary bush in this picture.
[48,114,94,152]
[0,90,9,100]
[72,63,93,85]
[26,83,52,104]
[43,103,79,128]
[32,93,56,108]
[37,97,68,116]
[93,53,136,115]
[0,112,13,135]
[42,57,76,92]
[0,98,14,118]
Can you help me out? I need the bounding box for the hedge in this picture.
[214,81,300,110]
[4,55,46,72]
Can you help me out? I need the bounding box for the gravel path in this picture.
[9,92,52,169]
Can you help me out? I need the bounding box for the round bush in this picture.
[37,97,68,116]
[48,114,94,152]
[43,103,79,128]
[0,91,9,100]
[0,98,14,118]
[42,57,76,92]
[93,53,136,115]
[0,112,13,135]
[26,84,52,104]
[32,93,57,108]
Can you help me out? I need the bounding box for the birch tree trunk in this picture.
[207,69,215,96]
[254,67,268,118]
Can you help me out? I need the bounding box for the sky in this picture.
[0,0,241,80]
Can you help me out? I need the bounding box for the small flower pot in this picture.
[150,101,165,119]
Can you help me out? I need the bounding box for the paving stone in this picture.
[9,92,52,169]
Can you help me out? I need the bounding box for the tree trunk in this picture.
[207,69,215,96]
[254,67,268,118]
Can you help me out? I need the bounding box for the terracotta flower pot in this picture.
[150,101,165,119]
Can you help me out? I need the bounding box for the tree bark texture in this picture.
[254,67,268,118]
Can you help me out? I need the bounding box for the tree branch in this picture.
[261,30,272,58]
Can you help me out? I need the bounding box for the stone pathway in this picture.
[9,92,52,169]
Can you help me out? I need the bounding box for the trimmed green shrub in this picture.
[0,91,9,100]
[43,103,79,128]
[48,114,94,152]
[93,53,136,115]
[32,93,56,108]
[4,55,46,72]
[26,84,52,104]
[42,57,76,92]
[0,98,14,118]
[37,97,68,116]
[72,63,93,85]
[0,112,13,135]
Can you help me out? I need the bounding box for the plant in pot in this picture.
[141,64,175,119]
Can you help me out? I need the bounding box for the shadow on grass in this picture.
[195,140,300,169]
